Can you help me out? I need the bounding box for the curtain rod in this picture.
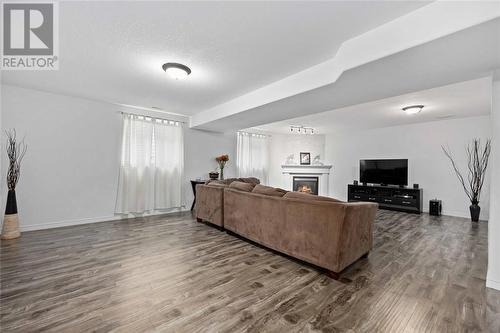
[118,111,187,124]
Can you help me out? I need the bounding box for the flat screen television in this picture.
[360,159,408,186]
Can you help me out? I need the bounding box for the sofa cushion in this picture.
[283,191,342,203]
[252,184,288,197]
[206,177,260,186]
[206,181,228,188]
[206,178,235,185]
[239,177,260,185]
[229,181,256,192]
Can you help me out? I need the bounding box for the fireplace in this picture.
[293,176,319,195]
[282,165,332,196]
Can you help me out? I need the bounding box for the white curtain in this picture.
[153,119,183,209]
[115,114,184,214]
[237,131,269,184]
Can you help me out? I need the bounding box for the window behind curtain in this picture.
[115,114,184,214]
[236,131,269,184]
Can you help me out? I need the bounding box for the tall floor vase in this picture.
[470,202,480,222]
[1,190,20,239]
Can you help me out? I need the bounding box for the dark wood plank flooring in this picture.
[1,210,499,332]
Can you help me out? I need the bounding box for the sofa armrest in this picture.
[336,202,378,271]
[195,184,225,227]
[282,199,377,272]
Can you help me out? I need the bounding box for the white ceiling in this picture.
[195,16,500,132]
[1,1,430,115]
[252,77,492,135]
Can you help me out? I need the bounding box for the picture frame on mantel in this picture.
[300,152,311,165]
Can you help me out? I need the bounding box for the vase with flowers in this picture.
[215,154,229,180]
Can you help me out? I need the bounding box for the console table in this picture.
[348,184,423,214]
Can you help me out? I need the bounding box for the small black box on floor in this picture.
[429,199,442,216]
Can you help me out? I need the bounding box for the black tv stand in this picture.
[348,184,423,214]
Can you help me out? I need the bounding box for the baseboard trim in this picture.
[20,208,190,232]
[441,210,469,219]
[17,207,486,231]
[441,210,488,222]
[423,208,488,221]
[486,278,500,291]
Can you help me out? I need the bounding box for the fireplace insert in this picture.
[293,176,319,195]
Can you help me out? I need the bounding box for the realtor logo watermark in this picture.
[1,1,59,70]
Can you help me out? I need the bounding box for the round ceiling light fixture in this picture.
[162,62,191,80]
[402,105,424,115]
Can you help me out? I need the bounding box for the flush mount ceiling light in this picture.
[162,62,191,80]
[402,105,424,115]
[290,125,315,135]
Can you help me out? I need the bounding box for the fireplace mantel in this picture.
[281,164,332,174]
[281,164,332,196]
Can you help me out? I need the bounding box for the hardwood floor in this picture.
[1,210,499,332]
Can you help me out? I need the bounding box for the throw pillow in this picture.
[252,184,287,197]
[239,177,261,185]
[229,181,256,192]
[207,181,228,188]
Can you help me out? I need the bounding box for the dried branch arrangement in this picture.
[6,129,27,191]
[442,138,491,204]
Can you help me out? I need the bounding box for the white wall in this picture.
[1,85,236,231]
[1,85,123,230]
[268,133,325,188]
[487,79,500,290]
[325,116,492,218]
[183,129,236,205]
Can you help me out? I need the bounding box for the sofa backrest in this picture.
[223,188,377,272]
[206,177,260,186]
[283,191,342,202]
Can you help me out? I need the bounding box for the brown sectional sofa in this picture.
[223,186,378,276]
[196,179,378,276]
[195,177,259,228]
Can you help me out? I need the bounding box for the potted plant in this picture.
[1,129,27,239]
[442,138,491,222]
[215,154,229,180]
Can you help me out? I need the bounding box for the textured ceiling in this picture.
[2,1,430,115]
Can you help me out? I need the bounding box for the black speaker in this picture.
[429,199,442,216]
[413,183,419,189]
[353,180,358,185]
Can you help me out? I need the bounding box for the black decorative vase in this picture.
[209,172,219,180]
[5,190,18,215]
[470,202,480,222]
[1,190,20,239]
